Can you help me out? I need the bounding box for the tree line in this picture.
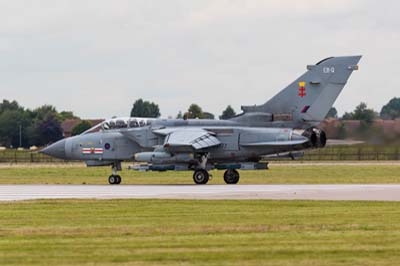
[0,100,75,148]
[325,98,400,123]
[130,99,237,120]
[323,99,400,143]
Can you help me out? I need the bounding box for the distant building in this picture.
[61,119,104,138]
[320,119,400,140]
[320,119,360,138]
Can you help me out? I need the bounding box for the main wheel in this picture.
[115,175,122,184]
[193,169,209,185]
[224,169,240,184]
[109,175,118,185]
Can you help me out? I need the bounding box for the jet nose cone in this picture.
[40,139,67,159]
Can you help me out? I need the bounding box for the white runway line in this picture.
[1,184,400,201]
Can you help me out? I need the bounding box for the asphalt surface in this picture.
[1,184,400,201]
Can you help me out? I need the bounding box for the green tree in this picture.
[220,105,236,120]
[31,105,58,121]
[0,100,31,148]
[71,120,92,136]
[0,100,74,147]
[380,97,400,120]
[203,112,215,120]
[58,111,78,121]
[184,104,204,119]
[176,111,183,119]
[352,102,376,124]
[130,99,160,118]
[341,102,376,125]
[341,112,353,120]
[325,107,338,119]
[0,109,30,147]
[0,99,23,114]
[29,113,63,146]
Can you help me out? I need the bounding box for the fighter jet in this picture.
[41,56,361,185]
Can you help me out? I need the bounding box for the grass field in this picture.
[0,163,400,184]
[1,199,400,266]
[1,164,400,265]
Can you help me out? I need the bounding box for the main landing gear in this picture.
[193,154,210,185]
[193,169,209,184]
[109,162,122,185]
[223,169,240,184]
[192,169,240,185]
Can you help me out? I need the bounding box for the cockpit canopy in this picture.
[82,117,152,135]
[102,117,150,130]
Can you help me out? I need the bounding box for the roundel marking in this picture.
[104,143,111,150]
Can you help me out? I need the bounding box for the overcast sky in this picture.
[1,0,398,119]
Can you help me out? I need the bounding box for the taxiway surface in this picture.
[1,184,400,201]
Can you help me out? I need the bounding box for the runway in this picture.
[1,184,400,201]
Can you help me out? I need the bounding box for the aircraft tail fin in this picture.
[241,56,362,122]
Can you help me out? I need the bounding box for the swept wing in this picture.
[153,128,221,152]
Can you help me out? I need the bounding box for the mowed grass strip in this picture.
[1,199,400,265]
[0,164,400,184]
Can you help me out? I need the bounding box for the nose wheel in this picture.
[109,162,122,185]
[224,169,240,184]
[109,175,121,185]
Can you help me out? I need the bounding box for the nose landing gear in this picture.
[108,175,121,185]
[109,162,122,185]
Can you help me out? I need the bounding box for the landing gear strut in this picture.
[109,162,122,185]
[192,154,210,185]
[224,169,240,184]
[193,169,209,185]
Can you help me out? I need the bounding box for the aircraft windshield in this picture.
[81,117,151,135]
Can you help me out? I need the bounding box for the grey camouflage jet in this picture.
[41,56,361,185]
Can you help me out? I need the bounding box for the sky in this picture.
[1,0,399,119]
